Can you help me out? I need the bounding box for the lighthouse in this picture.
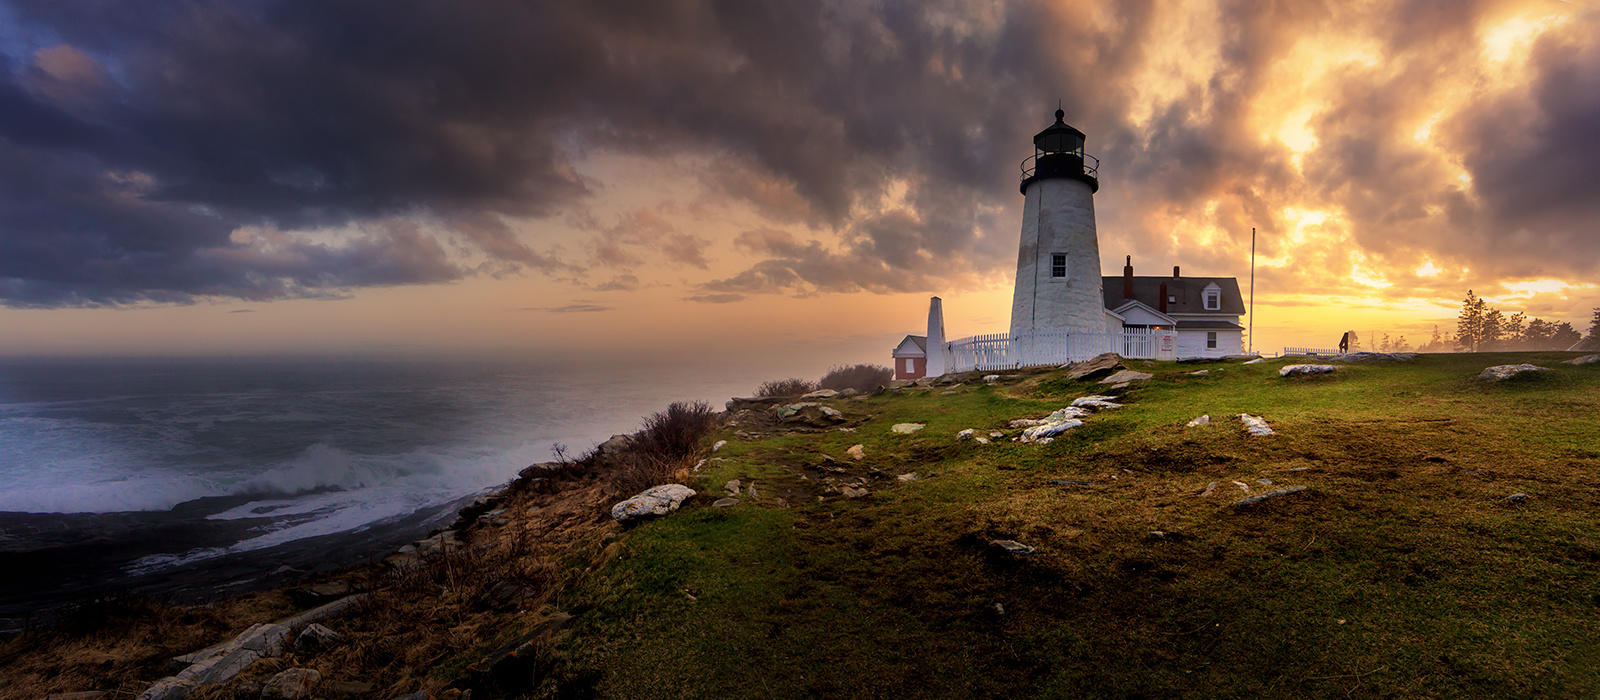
[1009,108,1113,337]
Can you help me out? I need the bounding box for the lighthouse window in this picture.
[1050,253,1067,278]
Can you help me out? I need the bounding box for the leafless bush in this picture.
[817,363,893,393]
[755,378,816,397]
[604,401,719,496]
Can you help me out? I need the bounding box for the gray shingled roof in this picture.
[894,334,927,355]
[1102,275,1245,315]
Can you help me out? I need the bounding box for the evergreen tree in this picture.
[1551,322,1581,349]
[1589,307,1600,343]
[1502,312,1526,349]
[1482,308,1504,349]
[1394,335,1410,351]
[1456,290,1484,351]
[1426,325,1443,352]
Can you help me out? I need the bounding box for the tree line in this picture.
[1448,290,1598,352]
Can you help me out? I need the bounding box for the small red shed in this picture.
[892,334,927,380]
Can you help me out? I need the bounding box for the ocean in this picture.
[0,355,767,622]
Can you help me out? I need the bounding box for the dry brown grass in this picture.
[754,378,815,398]
[817,363,893,393]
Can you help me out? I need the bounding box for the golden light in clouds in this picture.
[1,0,1596,362]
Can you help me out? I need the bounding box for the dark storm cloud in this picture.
[1,0,1595,308]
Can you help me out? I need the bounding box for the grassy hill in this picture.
[5,352,1598,698]
[551,352,1600,697]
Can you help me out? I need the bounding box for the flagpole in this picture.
[1249,227,1256,355]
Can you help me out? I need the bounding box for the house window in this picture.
[1168,295,1177,305]
[1204,289,1221,310]
[1206,332,1218,349]
[1050,253,1067,278]
[905,358,915,372]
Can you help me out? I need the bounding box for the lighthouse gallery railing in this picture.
[945,328,1168,372]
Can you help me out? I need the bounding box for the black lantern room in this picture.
[1020,107,1099,194]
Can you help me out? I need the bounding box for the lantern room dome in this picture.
[1020,107,1099,194]
[1033,108,1086,155]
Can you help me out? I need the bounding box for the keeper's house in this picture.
[1106,256,1244,358]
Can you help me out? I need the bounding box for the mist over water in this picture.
[0,355,766,570]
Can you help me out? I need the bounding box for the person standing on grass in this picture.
[1339,331,1351,354]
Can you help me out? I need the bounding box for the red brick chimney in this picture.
[1172,265,1181,278]
[1122,255,1134,299]
[1158,281,1168,313]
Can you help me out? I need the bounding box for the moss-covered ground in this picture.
[553,352,1600,698]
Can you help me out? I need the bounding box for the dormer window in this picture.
[1203,284,1221,310]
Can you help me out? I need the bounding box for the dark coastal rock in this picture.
[1061,353,1125,381]
[776,402,844,427]
[293,623,342,653]
[452,611,575,694]
[286,581,350,608]
[261,668,321,700]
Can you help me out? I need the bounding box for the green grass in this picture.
[552,353,1600,697]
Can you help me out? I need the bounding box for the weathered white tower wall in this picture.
[1009,176,1105,336]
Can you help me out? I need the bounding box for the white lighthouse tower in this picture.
[1009,108,1113,337]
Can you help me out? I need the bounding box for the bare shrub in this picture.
[817,363,894,393]
[755,378,816,397]
[605,401,719,496]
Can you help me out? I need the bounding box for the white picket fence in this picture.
[946,329,1171,372]
[1282,346,1343,357]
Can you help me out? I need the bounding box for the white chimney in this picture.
[925,296,946,377]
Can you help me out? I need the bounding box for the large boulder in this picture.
[776,402,845,427]
[800,388,839,399]
[1099,369,1153,384]
[1565,354,1599,365]
[1062,353,1126,381]
[890,423,926,434]
[610,484,697,522]
[1280,364,1338,377]
[1478,364,1548,380]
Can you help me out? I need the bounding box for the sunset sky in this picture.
[2,1,1597,370]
